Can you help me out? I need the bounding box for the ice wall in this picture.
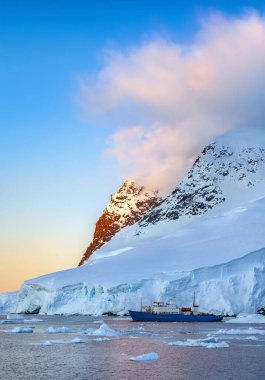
[2,247,265,315]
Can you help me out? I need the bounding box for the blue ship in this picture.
[128,310,223,322]
[128,294,223,322]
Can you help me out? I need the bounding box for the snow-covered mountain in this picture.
[1,127,265,315]
[138,128,265,227]
[79,180,160,266]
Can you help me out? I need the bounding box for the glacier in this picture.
[1,127,265,315]
[2,245,265,315]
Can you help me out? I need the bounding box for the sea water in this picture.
[0,315,264,380]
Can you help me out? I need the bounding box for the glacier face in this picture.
[3,247,265,315]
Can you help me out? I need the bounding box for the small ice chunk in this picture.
[130,352,160,361]
[47,326,72,334]
[11,327,34,333]
[83,323,120,337]
[93,320,104,324]
[168,336,228,348]
[40,341,52,346]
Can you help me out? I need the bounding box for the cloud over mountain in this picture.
[79,11,265,193]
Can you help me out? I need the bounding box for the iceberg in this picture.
[83,323,120,337]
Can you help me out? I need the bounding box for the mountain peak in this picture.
[78,180,161,266]
[138,129,265,228]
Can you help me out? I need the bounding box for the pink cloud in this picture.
[79,11,265,193]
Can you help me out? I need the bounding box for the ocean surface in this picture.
[0,315,265,380]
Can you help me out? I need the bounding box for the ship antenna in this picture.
[193,292,195,308]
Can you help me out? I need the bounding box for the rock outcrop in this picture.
[78,180,160,265]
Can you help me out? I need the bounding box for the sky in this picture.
[1,0,265,292]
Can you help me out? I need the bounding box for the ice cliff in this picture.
[4,247,265,315]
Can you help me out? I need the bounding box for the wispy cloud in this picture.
[79,11,265,193]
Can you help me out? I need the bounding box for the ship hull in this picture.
[128,310,223,322]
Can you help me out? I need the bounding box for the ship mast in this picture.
[193,291,199,314]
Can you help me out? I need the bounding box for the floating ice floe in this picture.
[38,338,86,345]
[24,318,43,323]
[0,320,20,324]
[111,317,131,321]
[83,323,121,337]
[245,336,258,340]
[0,314,25,324]
[225,314,265,324]
[130,352,160,361]
[168,337,229,348]
[93,337,111,342]
[7,314,24,320]
[92,320,104,324]
[214,328,265,335]
[10,327,34,333]
[47,326,72,334]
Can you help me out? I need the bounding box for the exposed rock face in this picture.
[138,141,265,227]
[78,180,160,265]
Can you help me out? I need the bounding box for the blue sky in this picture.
[1,0,265,291]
